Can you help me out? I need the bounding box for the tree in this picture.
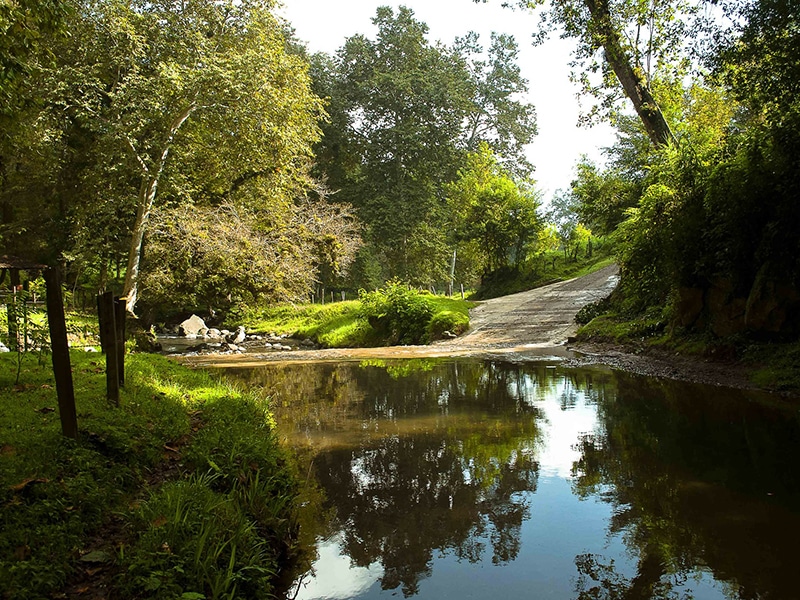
[447,144,542,274]
[312,6,537,284]
[457,32,538,176]
[478,0,686,147]
[6,0,326,315]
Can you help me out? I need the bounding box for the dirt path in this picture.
[182,265,620,368]
[458,264,619,349]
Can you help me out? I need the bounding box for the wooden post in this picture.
[114,296,125,386]
[44,267,78,439]
[98,291,119,406]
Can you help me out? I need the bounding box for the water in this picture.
[225,359,800,600]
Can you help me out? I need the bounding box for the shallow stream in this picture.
[224,358,800,600]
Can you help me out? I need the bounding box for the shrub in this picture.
[359,280,434,345]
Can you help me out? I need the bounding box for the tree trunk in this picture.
[584,0,676,148]
[122,102,196,315]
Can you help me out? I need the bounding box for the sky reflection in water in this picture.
[227,359,800,600]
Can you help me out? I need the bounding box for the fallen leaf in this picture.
[0,445,15,456]
[151,515,167,528]
[40,384,53,389]
[36,407,55,414]
[74,585,89,593]
[84,566,104,576]
[163,444,179,453]
[79,550,113,564]
[9,478,49,492]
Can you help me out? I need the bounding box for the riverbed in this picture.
[218,357,800,600]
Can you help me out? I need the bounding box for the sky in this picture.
[277,0,617,202]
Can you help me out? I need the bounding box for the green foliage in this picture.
[359,281,435,345]
[139,200,360,321]
[121,473,281,599]
[447,144,543,275]
[1,0,337,315]
[312,6,536,284]
[239,290,473,348]
[576,308,668,343]
[0,352,298,598]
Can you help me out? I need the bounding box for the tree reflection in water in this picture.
[571,373,800,600]
[225,360,800,600]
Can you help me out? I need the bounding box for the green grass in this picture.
[575,309,668,343]
[236,294,475,348]
[473,243,615,300]
[0,351,299,599]
[743,342,800,392]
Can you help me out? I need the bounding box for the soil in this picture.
[180,264,776,394]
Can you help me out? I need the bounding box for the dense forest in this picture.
[2,0,799,340]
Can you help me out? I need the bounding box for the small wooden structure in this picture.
[1,256,78,439]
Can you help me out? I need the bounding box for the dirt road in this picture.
[457,264,619,349]
[183,265,619,368]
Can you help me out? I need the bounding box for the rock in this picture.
[198,327,209,337]
[676,286,705,328]
[442,331,458,339]
[179,314,207,337]
[227,326,246,344]
[264,342,273,349]
[84,347,99,352]
[301,339,315,347]
[0,342,9,353]
[225,343,239,352]
[206,328,222,339]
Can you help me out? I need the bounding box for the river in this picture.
[221,357,800,600]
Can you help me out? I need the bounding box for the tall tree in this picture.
[19,0,325,314]
[478,0,687,147]
[312,6,537,283]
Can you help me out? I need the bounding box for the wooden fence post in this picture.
[44,267,78,439]
[114,296,125,387]
[97,291,119,406]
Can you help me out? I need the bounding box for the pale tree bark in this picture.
[583,0,676,148]
[123,102,196,315]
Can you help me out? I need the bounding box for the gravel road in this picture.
[457,264,619,349]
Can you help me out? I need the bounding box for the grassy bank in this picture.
[236,289,474,348]
[575,309,800,394]
[0,351,300,599]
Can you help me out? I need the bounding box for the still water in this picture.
[226,359,800,600]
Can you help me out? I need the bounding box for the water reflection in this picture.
[225,360,800,600]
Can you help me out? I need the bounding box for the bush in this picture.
[359,281,434,345]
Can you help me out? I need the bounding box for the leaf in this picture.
[79,550,113,564]
[9,478,49,492]
[151,515,167,528]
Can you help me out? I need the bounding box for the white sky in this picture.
[278,0,617,202]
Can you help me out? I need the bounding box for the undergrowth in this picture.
[0,351,299,599]
[236,284,474,347]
